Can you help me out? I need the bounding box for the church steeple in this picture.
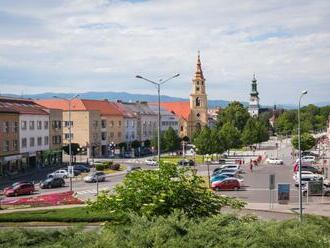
[248,74,260,117]
[194,50,204,80]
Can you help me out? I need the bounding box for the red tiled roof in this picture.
[0,98,48,115]
[35,99,123,116]
[156,101,191,120]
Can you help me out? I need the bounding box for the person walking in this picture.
[250,161,253,172]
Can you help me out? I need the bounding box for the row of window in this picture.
[125,132,135,140]
[21,120,48,131]
[0,121,18,133]
[161,121,179,126]
[100,120,123,129]
[21,136,49,148]
[2,140,18,152]
[101,131,124,140]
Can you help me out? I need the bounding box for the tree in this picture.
[210,128,226,154]
[291,133,316,151]
[144,139,151,148]
[151,133,165,151]
[131,140,141,149]
[217,101,250,132]
[193,126,213,155]
[88,162,245,218]
[218,122,241,154]
[274,110,297,136]
[62,143,80,155]
[255,120,269,143]
[163,127,180,152]
[241,118,259,146]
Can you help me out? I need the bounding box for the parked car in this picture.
[40,177,65,189]
[211,178,241,191]
[83,171,106,183]
[293,164,321,174]
[47,169,68,179]
[145,159,158,166]
[4,182,35,197]
[210,174,230,183]
[73,164,90,173]
[296,156,316,163]
[293,171,323,182]
[266,157,284,165]
[178,159,195,166]
[3,181,31,192]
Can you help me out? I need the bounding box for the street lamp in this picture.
[136,73,180,163]
[298,90,308,222]
[54,94,79,191]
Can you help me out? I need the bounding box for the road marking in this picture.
[76,187,110,195]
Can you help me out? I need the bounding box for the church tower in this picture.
[248,74,260,117]
[189,51,208,137]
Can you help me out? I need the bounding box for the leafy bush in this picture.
[109,163,120,170]
[103,161,113,167]
[1,213,330,247]
[95,164,105,171]
[88,162,245,218]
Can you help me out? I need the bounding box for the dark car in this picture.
[59,167,81,176]
[178,159,195,166]
[40,177,65,189]
[4,182,35,197]
[73,164,90,173]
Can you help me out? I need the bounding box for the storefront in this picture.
[41,150,63,167]
[0,154,24,177]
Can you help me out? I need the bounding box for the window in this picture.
[132,120,135,127]
[29,121,35,130]
[64,133,73,140]
[3,140,9,152]
[126,120,129,127]
[22,138,27,148]
[196,87,200,92]
[118,132,121,138]
[30,137,35,147]
[13,140,18,151]
[37,121,42,130]
[21,121,27,130]
[44,136,49,146]
[94,121,98,128]
[110,132,114,138]
[110,121,114,127]
[101,120,107,128]
[101,132,107,141]
[37,137,42,146]
[118,121,121,127]
[196,97,201,107]
[64,121,73,127]
[3,122,9,133]
[44,121,49,129]
[14,122,18,133]
[52,121,62,129]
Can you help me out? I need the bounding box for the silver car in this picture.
[83,171,106,183]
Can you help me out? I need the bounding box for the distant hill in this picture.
[1,91,237,108]
[1,91,328,109]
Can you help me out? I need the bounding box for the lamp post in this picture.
[136,74,180,163]
[54,94,79,191]
[298,90,308,222]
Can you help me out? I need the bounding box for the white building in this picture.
[148,105,179,133]
[248,74,260,117]
[119,102,157,143]
[114,102,138,144]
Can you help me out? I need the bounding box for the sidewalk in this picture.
[246,202,330,217]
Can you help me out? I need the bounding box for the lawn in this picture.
[160,155,206,164]
[0,207,119,223]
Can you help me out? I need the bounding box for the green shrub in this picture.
[95,164,105,171]
[88,162,245,218]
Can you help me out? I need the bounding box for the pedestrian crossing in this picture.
[76,187,110,195]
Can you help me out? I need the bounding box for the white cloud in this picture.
[0,0,329,104]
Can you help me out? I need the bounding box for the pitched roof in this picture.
[113,102,136,118]
[156,101,191,120]
[35,99,123,116]
[0,98,48,115]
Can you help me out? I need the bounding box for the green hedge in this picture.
[0,207,123,223]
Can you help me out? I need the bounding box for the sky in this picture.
[0,0,329,105]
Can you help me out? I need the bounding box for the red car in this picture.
[211,178,240,191]
[3,182,35,197]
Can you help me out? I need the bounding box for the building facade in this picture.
[0,108,20,177]
[248,74,260,117]
[47,109,63,166]
[148,105,179,133]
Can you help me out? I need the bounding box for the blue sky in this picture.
[0,0,329,104]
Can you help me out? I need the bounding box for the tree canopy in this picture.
[291,133,316,151]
